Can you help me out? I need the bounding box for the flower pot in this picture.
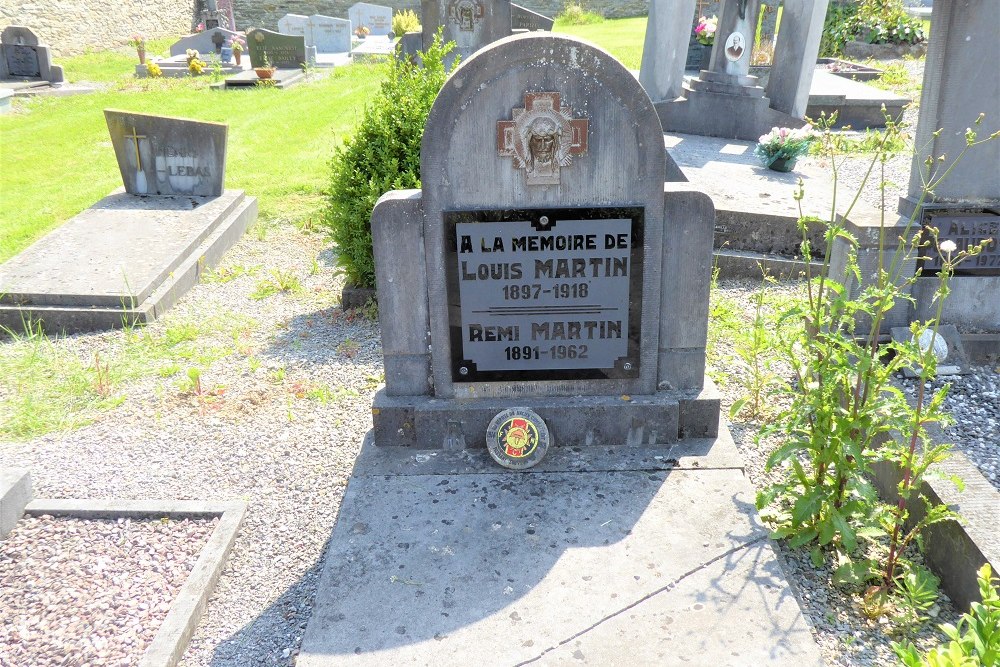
[767,156,797,172]
[255,67,276,79]
[137,47,146,65]
[220,46,233,64]
[234,51,241,65]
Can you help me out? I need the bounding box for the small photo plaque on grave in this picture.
[920,214,1000,276]
[445,207,644,383]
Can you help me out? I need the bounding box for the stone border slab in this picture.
[22,498,246,667]
[0,468,32,539]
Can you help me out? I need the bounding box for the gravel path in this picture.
[0,516,216,666]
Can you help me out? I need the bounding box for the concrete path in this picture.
[299,427,825,666]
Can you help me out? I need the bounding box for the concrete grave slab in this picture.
[0,189,256,333]
[105,109,227,197]
[349,2,393,36]
[349,36,395,62]
[216,67,307,89]
[0,469,32,540]
[299,427,823,666]
[22,499,245,667]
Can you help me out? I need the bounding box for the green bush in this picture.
[820,0,924,55]
[820,1,858,56]
[392,9,421,36]
[322,33,456,289]
[555,1,605,26]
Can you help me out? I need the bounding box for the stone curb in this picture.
[873,432,999,611]
[23,498,247,667]
[0,469,32,540]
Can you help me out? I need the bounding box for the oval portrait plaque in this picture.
[486,407,551,470]
[725,32,746,62]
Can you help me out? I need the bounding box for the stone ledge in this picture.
[0,469,32,540]
[23,498,247,667]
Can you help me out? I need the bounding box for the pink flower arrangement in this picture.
[195,22,206,33]
[694,15,717,46]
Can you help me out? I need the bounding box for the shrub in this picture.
[820,1,859,56]
[392,9,421,36]
[322,32,456,289]
[556,1,604,26]
[853,0,925,45]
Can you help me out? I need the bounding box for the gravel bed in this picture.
[0,515,216,666]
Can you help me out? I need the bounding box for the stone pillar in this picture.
[639,0,699,102]
[900,0,1000,217]
[707,0,760,80]
[766,0,829,118]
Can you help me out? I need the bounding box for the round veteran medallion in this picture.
[486,408,551,470]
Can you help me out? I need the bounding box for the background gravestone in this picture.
[510,4,554,31]
[348,2,393,36]
[105,110,227,197]
[369,32,718,450]
[246,28,307,68]
[277,14,312,45]
[310,15,352,53]
[0,26,63,84]
[421,0,512,68]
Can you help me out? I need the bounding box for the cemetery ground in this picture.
[1,20,998,667]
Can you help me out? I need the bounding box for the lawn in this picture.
[553,17,647,70]
[0,43,384,263]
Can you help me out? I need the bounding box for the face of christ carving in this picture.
[497,92,589,186]
[526,118,559,173]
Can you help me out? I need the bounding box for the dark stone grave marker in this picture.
[246,28,306,69]
[511,4,553,31]
[0,26,64,85]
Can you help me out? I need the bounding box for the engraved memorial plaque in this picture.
[7,45,40,77]
[446,207,643,382]
[921,214,1000,276]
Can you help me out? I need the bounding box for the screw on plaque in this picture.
[623,362,633,370]
[459,366,469,376]
[538,215,550,227]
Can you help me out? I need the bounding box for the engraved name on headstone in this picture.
[105,109,228,197]
[921,215,1000,276]
[511,4,554,31]
[349,3,393,36]
[310,15,352,53]
[246,28,307,69]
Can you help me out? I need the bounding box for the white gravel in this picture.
[0,515,216,667]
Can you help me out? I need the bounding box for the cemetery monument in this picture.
[0,26,64,89]
[348,2,393,36]
[421,0,513,69]
[299,33,823,666]
[641,0,829,140]
[0,110,256,333]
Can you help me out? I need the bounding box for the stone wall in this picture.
[0,0,195,56]
[230,1,649,32]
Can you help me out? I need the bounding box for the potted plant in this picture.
[355,25,370,40]
[754,126,817,172]
[127,33,147,64]
[254,53,276,79]
[230,35,245,66]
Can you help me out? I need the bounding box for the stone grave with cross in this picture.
[0,110,256,333]
[0,26,64,92]
[148,28,245,78]
[299,32,824,666]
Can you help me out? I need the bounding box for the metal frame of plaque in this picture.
[919,213,1000,277]
[445,206,644,383]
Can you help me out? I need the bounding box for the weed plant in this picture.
[555,2,605,26]
[754,111,998,623]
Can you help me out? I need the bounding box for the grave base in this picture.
[299,423,824,666]
[0,189,256,334]
[657,77,800,141]
[371,380,720,450]
[215,68,305,89]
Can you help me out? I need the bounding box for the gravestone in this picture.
[641,0,829,140]
[310,15,352,53]
[421,0,512,67]
[169,28,240,57]
[0,110,255,333]
[348,2,393,36]
[105,110,227,197]
[299,33,825,667]
[277,14,312,45]
[369,32,718,454]
[246,28,307,69]
[830,0,1000,334]
[511,4,554,31]
[0,26,64,85]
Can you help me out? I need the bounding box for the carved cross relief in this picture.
[497,92,589,186]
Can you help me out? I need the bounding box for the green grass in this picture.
[0,53,385,263]
[553,16,648,70]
